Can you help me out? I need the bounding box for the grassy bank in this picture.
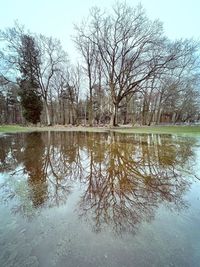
[0,125,31,133]
[1,124,200,136]
[113,125,200,135]
[0,125,108,134]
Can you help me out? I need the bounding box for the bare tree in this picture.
[74,3,200,126]
[0,24,68,125]
[73,25,98,125]
[35,35,68,125]
[0,6,199,127]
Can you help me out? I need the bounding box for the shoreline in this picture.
[1,124,200,136]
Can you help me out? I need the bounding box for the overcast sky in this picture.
[1,0,199,62]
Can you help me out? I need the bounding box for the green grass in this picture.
[113,125,200,136]
[0,125,31,133]
[1,124,200,136]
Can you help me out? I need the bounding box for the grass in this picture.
[0,125,31,133]
[1,124,200,136]
[113,125,200,136]
[0,125,107,133]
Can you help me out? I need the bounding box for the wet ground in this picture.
[0,131,200,267]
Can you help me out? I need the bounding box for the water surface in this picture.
[0,131,200,267]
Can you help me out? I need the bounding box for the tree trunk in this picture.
[50,100,54,125]
[44,101,51,126]
[62,100,65,125]
[110,103,118,126]
[88,96,93,126]
[123,100,128,125]
[156,107,163,124]
[59,99,62,124]
[142,103,148,125]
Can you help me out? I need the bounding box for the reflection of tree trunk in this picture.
[88,151,94,194]
[24,132,47,207]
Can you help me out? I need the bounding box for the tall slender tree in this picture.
[18,34,43,124]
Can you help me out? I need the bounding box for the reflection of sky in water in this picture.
[0,132,200,267]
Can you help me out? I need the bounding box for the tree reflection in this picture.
[23,132,48,207]
[0,131,197,233]
[78,133,195,234]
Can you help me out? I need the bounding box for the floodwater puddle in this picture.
[0,131,200,267]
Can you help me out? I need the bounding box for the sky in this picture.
[0,0,199,62]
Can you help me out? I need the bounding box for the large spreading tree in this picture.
[74,3,199,126]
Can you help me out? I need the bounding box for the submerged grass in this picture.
[1,124,200,136]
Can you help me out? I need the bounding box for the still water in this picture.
[0,131,200,267]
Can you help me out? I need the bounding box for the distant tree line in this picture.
[0,2,200,126]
